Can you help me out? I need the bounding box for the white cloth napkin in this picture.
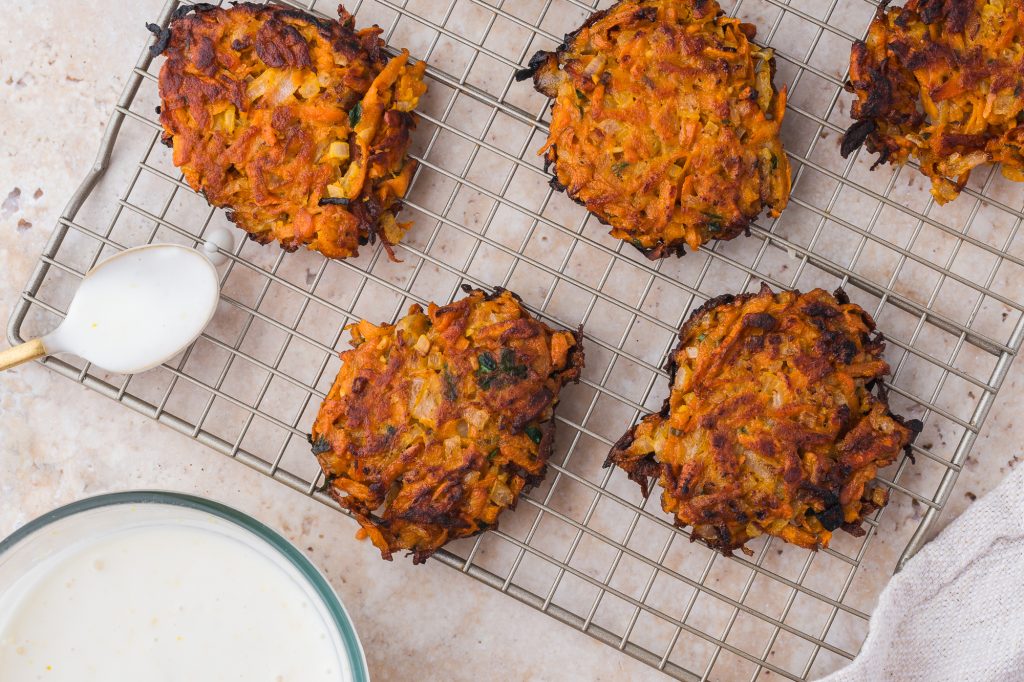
[818,464,1024,682]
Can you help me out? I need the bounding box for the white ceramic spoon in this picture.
[0,243,222,374]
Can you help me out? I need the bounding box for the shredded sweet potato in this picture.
[154,3,427,259]
[519,0,791,258]
[843,0,1024,204]
[311,287,584,563]
[607,285,921,554]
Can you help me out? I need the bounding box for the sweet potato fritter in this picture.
[152,3,427,259]
[517,0,791,258]
[842,0,1024,204]
[606,285,921,554]
[311,287,584,563]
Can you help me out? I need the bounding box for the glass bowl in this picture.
[0,491,368,681]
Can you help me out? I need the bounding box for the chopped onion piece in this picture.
[490,480,513,507]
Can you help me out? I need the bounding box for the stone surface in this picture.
[0,2,1021,681]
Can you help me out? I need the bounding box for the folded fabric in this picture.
[819,463,1024,681]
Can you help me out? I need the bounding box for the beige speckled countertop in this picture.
[1,2,1021,681]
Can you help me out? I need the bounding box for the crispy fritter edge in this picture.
[147,1,342,56]
[149,2,424,260]
[839,0,1024,182]
[309,284,586,563]
[515,1,784,260]
[515,3,673,257]
[603,284,923,548]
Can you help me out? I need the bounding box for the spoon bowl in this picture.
[1,243,220,374]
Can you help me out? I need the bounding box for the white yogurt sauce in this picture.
[46,245,219,373]
[0,524,350,681]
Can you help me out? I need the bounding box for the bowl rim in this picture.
[0,490,369,682]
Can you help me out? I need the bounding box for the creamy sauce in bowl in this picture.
[0,498,361,682]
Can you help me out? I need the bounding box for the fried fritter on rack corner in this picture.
[152,3,427,260]
[517,0,791,259]
[310,287,584,563]
[606,285,921,554]
[842,0,1024,204]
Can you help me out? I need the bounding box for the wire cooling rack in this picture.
[9,0,1024,679]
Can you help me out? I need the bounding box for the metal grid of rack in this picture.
[9,0,1024,679]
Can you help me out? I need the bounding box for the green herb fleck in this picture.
[500,348,516,370]
[477,348,527,388]
[478,352,497,373]
[442,366,459,401]
[574,88,588,116]
[695,332,707,342]
[701,211,724,234]
[487,447,501,461]
[500,348,527,378]
[311,436,331,455]
[476,351,497,389]
[770,153,778,170]
[611,161,629,177]
[669,428,683,437]
[386,425,397,437]
[525,425,543,444]
[349,101,363,127]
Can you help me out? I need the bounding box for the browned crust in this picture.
[153,3,427,260]
[842,0,1024,204]
[311,286,585,563]
[519,0,791,259]
[606,284,921,554]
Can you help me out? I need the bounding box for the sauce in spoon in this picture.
[1,244,219,374]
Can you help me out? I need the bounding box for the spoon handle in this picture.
[0,338,46,371]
